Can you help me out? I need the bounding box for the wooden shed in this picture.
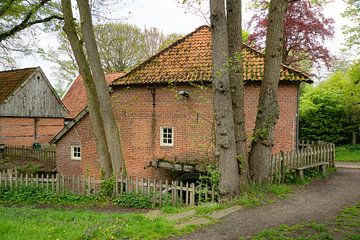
[0,67,68,146]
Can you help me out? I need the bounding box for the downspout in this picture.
[149,87,157,161]
[296,82,300,150]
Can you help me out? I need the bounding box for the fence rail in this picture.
[0,170,218,207]
[271,142,335,183]
[2,144,56,163]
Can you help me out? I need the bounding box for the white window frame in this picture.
[71,145,81,160]
[160,126,174,146]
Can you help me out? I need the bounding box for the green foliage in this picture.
[98,175,115,198]
[0,186,95,205]
[342,0,360,53]
[113,192,152,209]
[235,183,293,207]
[300,62,360,144]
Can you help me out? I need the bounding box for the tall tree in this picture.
[61,0,125,177]
[248,0,334,70]
[41,23,182,92]
[0,0,63,68]
[210,0,240,198]
[248,0,288,182]
[342,0,360,54]
[226,0,249,187]
[61,0,113,177]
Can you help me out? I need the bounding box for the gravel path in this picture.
[175,168,360,240]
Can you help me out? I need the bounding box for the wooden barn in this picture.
[0,67,68,146]
[51,26,312,180]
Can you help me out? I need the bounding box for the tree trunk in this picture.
[226,0,249,189]
[210,0,240,198]
[61,0,113,178]
[248,0,288,182]
[76,0,126,175]
[352,130,357,145]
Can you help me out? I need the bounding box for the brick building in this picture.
[0,67,68,146]
[52,26,312,179]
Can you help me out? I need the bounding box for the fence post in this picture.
[190,183,195,206]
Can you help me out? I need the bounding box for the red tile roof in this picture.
[0,67,38,103]
[62,72,125,119]
[112,25,311,86]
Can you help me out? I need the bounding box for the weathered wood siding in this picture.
[0,70,67,118]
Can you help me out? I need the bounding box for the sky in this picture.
[18,0,352,85]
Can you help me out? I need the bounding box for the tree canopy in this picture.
[42,22,183,93]
[300,62,360,144]
[0,0,62,68]
[342,0,360,54]
[248,0,334,71]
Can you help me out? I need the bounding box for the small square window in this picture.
[160,127,174,146]
[71,146,81,160]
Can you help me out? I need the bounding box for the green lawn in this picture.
[0,206,189,240]
[336,144,360,162]
[244,201,360,240]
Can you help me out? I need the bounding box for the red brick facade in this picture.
[0,117,64,146]
[55,82,298,178]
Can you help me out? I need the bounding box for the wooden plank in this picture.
[46,173,49,192]
[190,183,195,206]
[115,174,118,197]
[180,181,184,206]
[165,180,169,204]
[56,174,60,193]
[135,176,139,194]
[153,179,156,207]
[159,179,162,207]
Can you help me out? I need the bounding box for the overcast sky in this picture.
[19,0,352,85]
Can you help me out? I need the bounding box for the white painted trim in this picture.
[71,145,81,160]
[160,126,174,147]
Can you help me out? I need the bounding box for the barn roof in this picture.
[112,25,312,86]
[0,67,38,103]
[62,72,125,119]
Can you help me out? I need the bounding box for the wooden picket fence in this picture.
[270,142,335,183]
[0,170,218,207]
[2,144,56,163]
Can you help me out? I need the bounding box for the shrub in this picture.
[113,192,152,209]
[0,186,95,205]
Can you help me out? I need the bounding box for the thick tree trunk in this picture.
[352,131,357,145]
[61,0,113,178]
[210,0,240,198]
[226,0,249,189]
[76,0,126,175]
[248,0,288,182]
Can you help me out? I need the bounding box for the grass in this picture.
[243,201,360,240]
[0,206,192,240]
[336,144,360,162]
[235,183,293,208]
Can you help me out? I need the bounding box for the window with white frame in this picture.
[71,146,81,160]
[160,127,174,146]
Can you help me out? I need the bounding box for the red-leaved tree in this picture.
[248,0,335,70]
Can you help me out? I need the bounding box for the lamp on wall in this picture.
[178,90,190,98]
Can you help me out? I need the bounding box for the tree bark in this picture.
[352,130,357,145]
[76,0,126,175]
[0,0,63,42]
[226,0,249,189]
[61,0,113,178]
[248,0,288,182]
[210,0,240,198]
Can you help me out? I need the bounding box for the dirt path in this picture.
[174,168,360,240]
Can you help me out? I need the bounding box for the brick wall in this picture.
[56,82,298,179]
[0,117,64,146]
